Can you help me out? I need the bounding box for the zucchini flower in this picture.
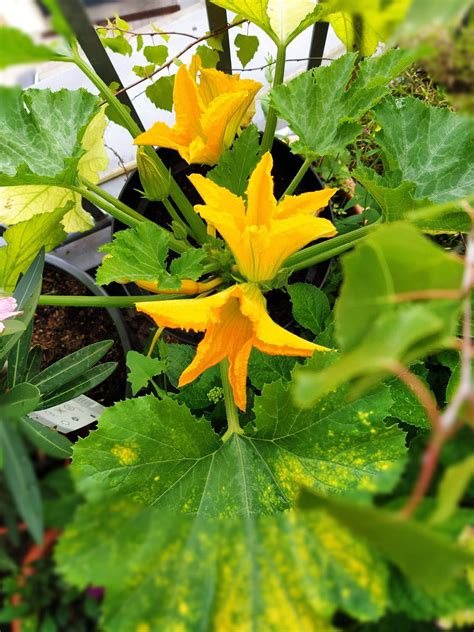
[134,55,262,165]
[189,152,338,282]
[136,283,324,410]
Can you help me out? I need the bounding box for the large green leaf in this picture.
[0,90,106,233]
[0,26,64,69]
[56,498,390,631]
[335,224,463,353]
[71,352,406,510]
[293,224,464,406]
[354,97,474,233]
[271,49,417,160]
[298,489,474,594]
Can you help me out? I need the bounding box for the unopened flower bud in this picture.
[136,147,171,201]
[171,220,189,241]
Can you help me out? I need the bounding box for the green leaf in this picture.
[271,49,417,160]
[145,75,175,112]
[164,343,220,409]
[0,26,62,69]
[31,340,113,395]
[100,36,132,56]
[37,362,117,410]
[0,92,107,233]
[288,283,330,336]
[430,455,474,525]
[195,45,220,68]
[207,125,261,197]
[0,421,43,543]
[293,223,464,406]
[248,349,296,389]
[126,351,166,396]
[354,97,474,232]
[298,489,474,594]
[336,223,464,353]
[57,499,389,630]
[96,223,170,285]
[0,206,66,292]
[71,354,406,510]
[18,416,73,459]
[41,0,75,40]
[234,33,259,67]
[387,371,430,430]
[169,248,206,280]
[0,250,44,362]
[7,319,33,387]
[143,44,168,65]
[132,64,155,78]
[0,383,41,420]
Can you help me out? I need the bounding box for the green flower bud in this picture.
[136,147,171,201]
[171,220,189,241]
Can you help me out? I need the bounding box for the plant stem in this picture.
[260,44,287,153]
[72,47,209,244]
[70,184,189,254]
[147,326,164,357]
[79,177,145,224]
[285,223,376,270]
[281,158,312,198]
[38,294,185,308]
[220,359,243,442]
[162,197,191,240]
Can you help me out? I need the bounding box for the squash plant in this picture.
[0,0,474,629]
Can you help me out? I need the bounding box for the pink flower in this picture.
[0,297,22,334]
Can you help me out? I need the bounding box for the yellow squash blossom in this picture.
[136,283,324,410]
[188,152,338,282]
[134,55,262,165]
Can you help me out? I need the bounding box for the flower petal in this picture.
[188,174,246,226]
[277,188,337,219]
[135,289,233,332]
[245,152,277,227]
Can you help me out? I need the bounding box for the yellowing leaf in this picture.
[322,0,411,55]
[267,0,318,43]
[77,107,109,184]
[211,0,322,44]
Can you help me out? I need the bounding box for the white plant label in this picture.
[28,395,105,433]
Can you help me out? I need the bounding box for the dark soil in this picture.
[32,267,127,407]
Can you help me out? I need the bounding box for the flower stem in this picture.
[72,48,209,244]
[147,326,164,357]
[281,158,312,198]
[260,44,287,153]
[285,223,376,271]
[38,294,185,308]
[70,184,189,254]
[80,177,146,224]
[220,359,243,442]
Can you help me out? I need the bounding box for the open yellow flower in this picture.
[134,55,262,165]
[189,152,338,281]
[136,283,325,410]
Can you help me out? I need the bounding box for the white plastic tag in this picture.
[28,395,105,433]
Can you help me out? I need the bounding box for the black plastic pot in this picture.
[114,140,334,342]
